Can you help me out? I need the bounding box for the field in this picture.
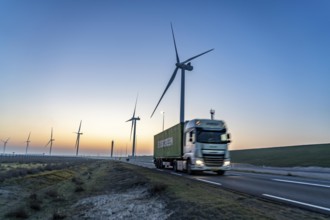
[0,156,329,219]
[231,143,330,167]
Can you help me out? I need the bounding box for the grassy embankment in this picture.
[1,158,329,219]
[231,143,330,167]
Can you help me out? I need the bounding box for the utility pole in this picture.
[111,140,114,157]
[161,111,165,131]
[210,109,215,120]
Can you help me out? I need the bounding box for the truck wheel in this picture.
[187,160,194,175]
[155,159,160,169]
[157,159,164,169]
[216,170,225,175]
[173,161,178,172]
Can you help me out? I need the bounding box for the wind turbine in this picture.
[45,127,55,155]
[25,132,31,155]
[151,23,214,123]
[74,120,83,156]
[126,95,140,157]
[1,138,9,154]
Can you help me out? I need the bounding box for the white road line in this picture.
[263,194,330,212]
[171,172,182,176]
[196,178,222,186]
[272,179,330,188]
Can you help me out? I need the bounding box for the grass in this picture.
[122,162,329,219]
[230,143,330,167]
[1,158,328,219]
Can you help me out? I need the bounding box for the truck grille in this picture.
[203,154,225,167]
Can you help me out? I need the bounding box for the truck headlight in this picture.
[196,159,204,166]
[224,160,231,167]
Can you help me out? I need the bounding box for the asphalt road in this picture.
[127,158,330,215]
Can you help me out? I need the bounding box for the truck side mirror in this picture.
[221,133,231,143]
[189,131,193,142]
[226,133,231,143]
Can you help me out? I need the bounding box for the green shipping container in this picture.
[154,123,183,158]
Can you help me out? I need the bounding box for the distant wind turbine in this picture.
[1,138,9,154]
[74,120,83,156]
[45,127,55,155]
[151,23,214,123]
[126,95,140,157]
[25,132,31,155]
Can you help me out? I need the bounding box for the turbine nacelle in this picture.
[176,62,193,71]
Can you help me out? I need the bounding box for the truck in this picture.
[154,118,231,175]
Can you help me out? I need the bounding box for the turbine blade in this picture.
[130,121,134,140]
[133,94,138,118]
[182,48,214,64]
[78,120,82,133]
[27,132,31,141]
[45,140,51,148]
[126,118,133,122]
[151,67,179,118]
[171,23,180,63]
[51,127,53,139]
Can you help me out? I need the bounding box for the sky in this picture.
[1,0,329,156]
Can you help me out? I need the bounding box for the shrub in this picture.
[27,168,39,174]
[5,207,29,219]
[52,211,66,220]
[29,193,37,200]
[148,183,167,196]
[74,186,84,192]
[45,189,58,198]
[45,164,54,171]
[29,193,41,211]
[71,177,84,185]
[30,200,41,211]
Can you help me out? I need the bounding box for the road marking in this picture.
[196,178,222,186]
[263,194,330,212]
[157,169,164,172]
[272,179,330,188]
[171,172,182,176]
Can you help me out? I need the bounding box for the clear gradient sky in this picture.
[1,0,329,156]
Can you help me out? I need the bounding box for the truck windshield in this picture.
[196,129,226,144]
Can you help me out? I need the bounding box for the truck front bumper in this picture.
[192,159,231,171]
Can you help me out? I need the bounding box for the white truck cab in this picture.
[181,119,231,175]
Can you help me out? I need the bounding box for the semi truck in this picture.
[154,118,231,175]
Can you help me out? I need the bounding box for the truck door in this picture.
[184,129,195,154]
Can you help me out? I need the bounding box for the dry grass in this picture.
[0,159,329,219]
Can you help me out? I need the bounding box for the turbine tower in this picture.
[74,120,83,156]
[45,127,55,155]
[151,23,213,123]
[126,95,140,157]
[25,132,31,155]
[1,138,9,154]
